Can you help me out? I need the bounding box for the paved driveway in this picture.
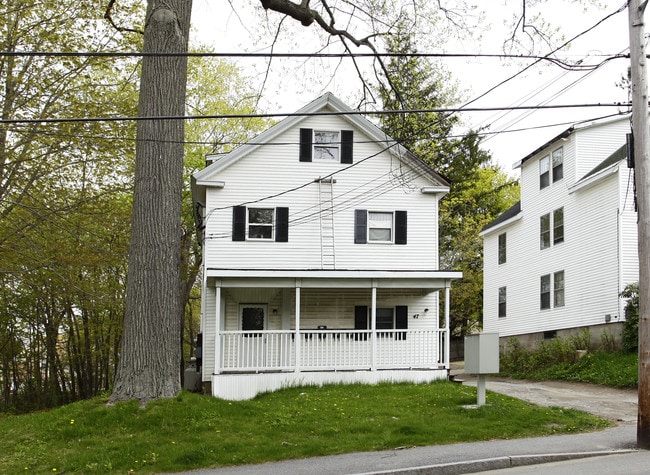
[460,375,638,424]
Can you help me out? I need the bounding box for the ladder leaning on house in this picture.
[318,177,336,269]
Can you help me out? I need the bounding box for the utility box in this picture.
[464,332,499,374]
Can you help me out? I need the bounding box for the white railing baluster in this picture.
[218,329,444,372]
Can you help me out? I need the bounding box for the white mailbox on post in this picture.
[464,332,499,406]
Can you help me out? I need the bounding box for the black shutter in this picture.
[299,128,312,162]
[341,130,353,164]
[396,305,408,340]
[354,209,367,244]
[354,305,368,340]
[395,210,407,245]
[232,206,246,241]
[275,207,289,242]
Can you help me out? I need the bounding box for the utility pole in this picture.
[629,0,650,449]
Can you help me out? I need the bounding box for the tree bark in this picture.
[109,0,192,404]
[629,0,650,449]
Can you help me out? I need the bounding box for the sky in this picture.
[189,1,635,175]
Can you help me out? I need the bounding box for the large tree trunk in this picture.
[109,0,192,404]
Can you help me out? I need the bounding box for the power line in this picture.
[0,102,631,125]
[5,111,628,147]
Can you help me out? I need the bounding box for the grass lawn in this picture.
[0,382,609,474]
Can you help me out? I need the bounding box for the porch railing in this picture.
[218,329,447,373]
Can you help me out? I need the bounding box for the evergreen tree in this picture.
[377,28,519,335]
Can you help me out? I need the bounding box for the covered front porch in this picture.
[201,269,462,400]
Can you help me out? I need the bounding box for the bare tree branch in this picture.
[104,0,144,35]
[260,0,402,104]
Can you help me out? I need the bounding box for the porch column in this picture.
[371,283,377,371]
[444,283,450,369]
[295,282,301,373]
[214,284,222,375]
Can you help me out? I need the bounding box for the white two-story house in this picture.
[481,115,638,348]
[192,93,462,400]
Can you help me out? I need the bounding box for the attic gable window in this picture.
[299,128,353,163]
[314,131,339,160]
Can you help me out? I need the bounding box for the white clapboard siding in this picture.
[202,114,441,271]
[483,116,637,338]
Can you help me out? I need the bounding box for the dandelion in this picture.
[70,419,75,425]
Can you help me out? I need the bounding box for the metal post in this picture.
[477,374,486,407]
[628,0,650,449]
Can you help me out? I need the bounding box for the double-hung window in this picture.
[232,206,289,242]
[498,287,507,318]
[540,274,551,310]
[368,211,393,242]
[314,131,339,160]
[541,271,565,310]
[552,147,564,182]
[354,209,407,245]
[539,155,550,189]
[248,208,274,240]
[539,147,563,189]
[498,233,507,264]
[540,214,551,249]
[354,305,408,340]
[541,207,564,249]
[554,271,565,307]
[553,208,564,244]
[299,128,353,163]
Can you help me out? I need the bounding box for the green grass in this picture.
[501,349,638,388]
[0,382,609,474]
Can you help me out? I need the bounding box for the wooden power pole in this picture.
[629,0,650,449]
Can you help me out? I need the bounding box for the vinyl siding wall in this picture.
[619,166,640,309]
[484,118,635,338]
[201,114,441,271]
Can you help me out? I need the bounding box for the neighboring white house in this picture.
[481,115,638,348]
[191,93,462,400]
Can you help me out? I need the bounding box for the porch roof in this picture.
[206,268,462,289]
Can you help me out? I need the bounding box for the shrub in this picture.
[621,282,639,353]
[500,330,592,378]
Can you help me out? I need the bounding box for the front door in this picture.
[239,304,267,368]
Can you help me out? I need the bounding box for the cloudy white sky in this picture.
[189,1,635,174]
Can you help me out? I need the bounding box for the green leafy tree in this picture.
[621,282,640,353]
[0,0,142,411]
[181,53,273,364]
[376,28,519,335]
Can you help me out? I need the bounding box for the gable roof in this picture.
[581,143,627,180]
[193,92,449,188]
[480,201,521,235]
[513,114,629,170]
